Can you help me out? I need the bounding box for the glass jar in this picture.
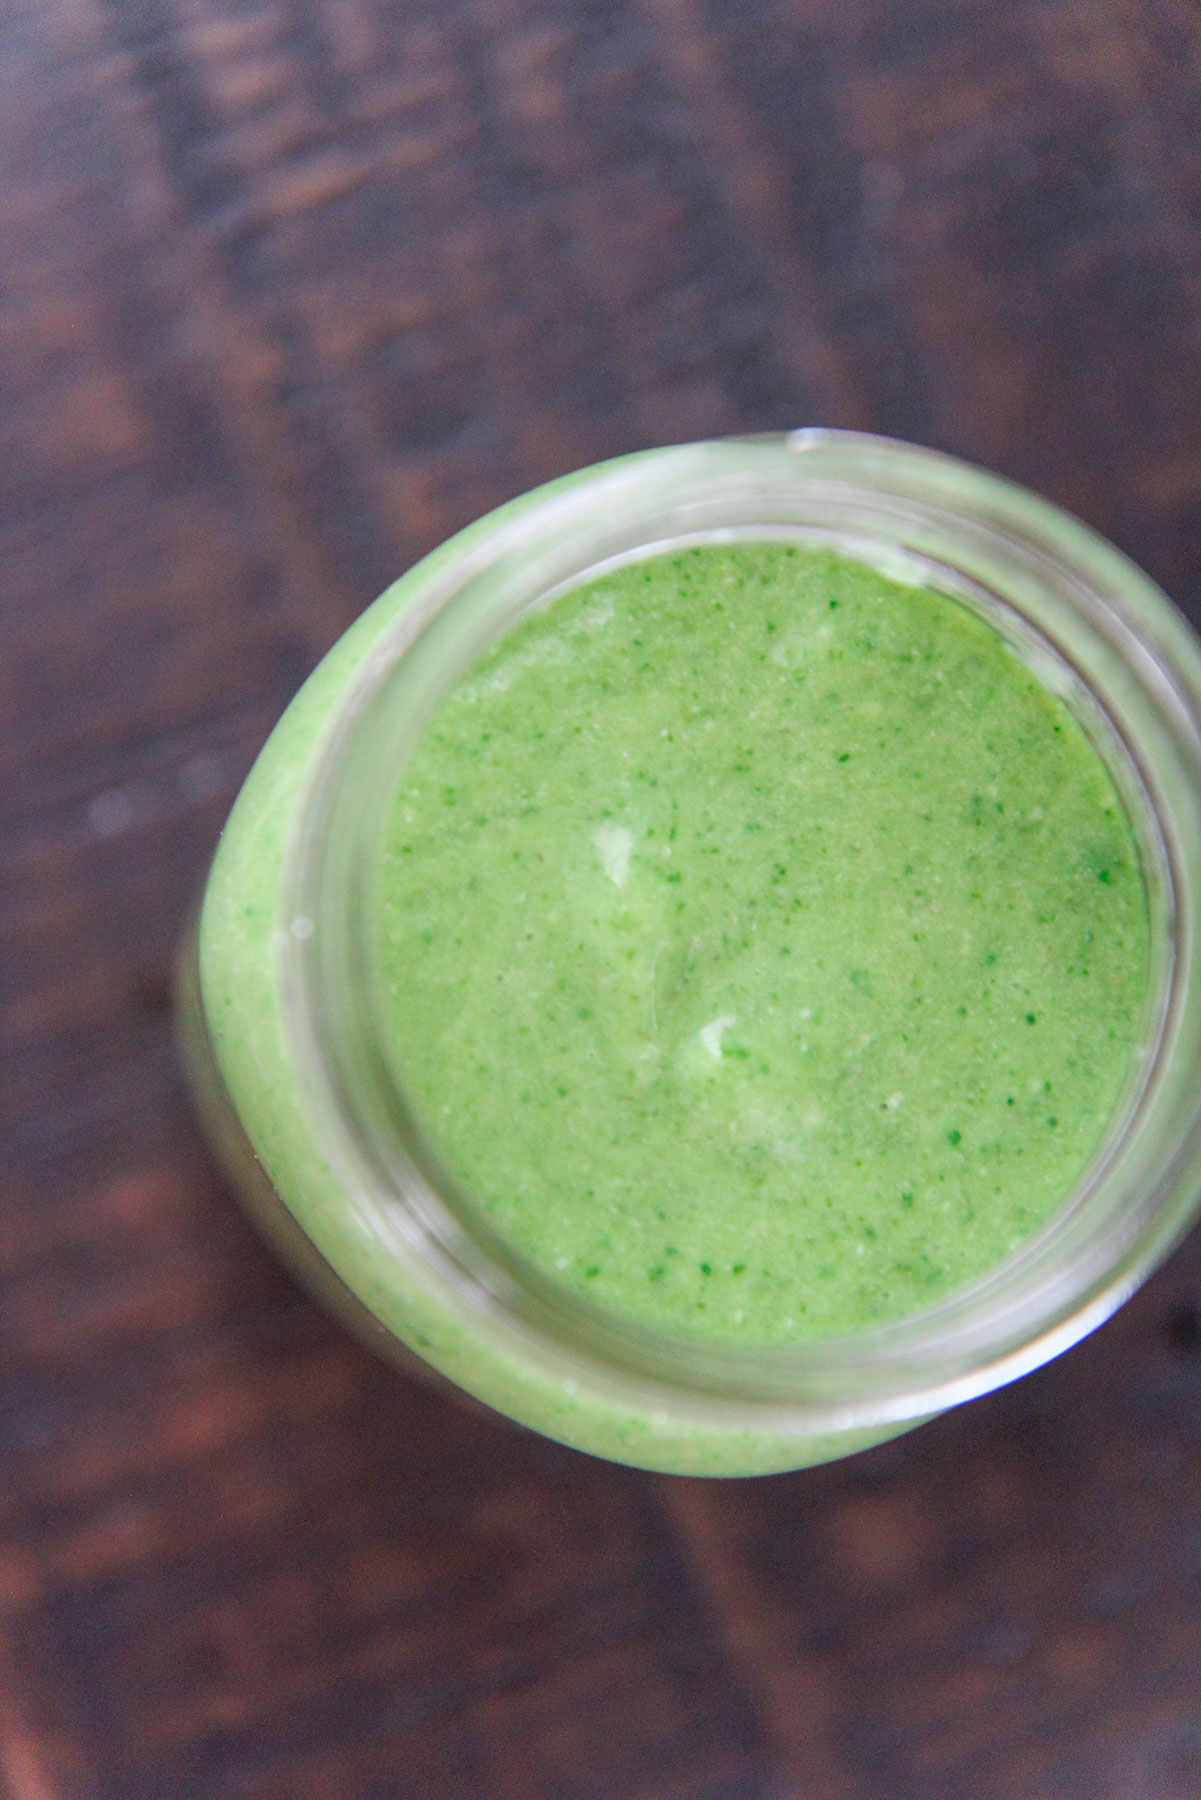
[182,431,1201,1476]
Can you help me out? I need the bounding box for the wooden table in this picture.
[6,1,1201,1794]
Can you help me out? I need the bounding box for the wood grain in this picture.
[5,0,1201,1793]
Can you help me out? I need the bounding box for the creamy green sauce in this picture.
[374,543,1148,1342]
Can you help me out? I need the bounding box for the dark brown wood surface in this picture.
[6,1,1201,1794]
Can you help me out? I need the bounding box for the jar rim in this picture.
[279,432,1201,1437]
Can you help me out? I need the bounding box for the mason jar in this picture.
[179,431,1201,1476]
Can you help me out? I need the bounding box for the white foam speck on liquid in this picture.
[594,823,633,887]
[581,596,614,630]
[700,1014,737,1059]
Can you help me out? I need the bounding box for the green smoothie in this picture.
[194,436,1189,1475]
[376,542,1148,1343]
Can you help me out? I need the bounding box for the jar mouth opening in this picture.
[280,432,1201,1431]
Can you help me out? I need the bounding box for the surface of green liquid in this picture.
[375,543,1149,1343]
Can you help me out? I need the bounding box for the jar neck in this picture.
[277,433,1201,1432]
